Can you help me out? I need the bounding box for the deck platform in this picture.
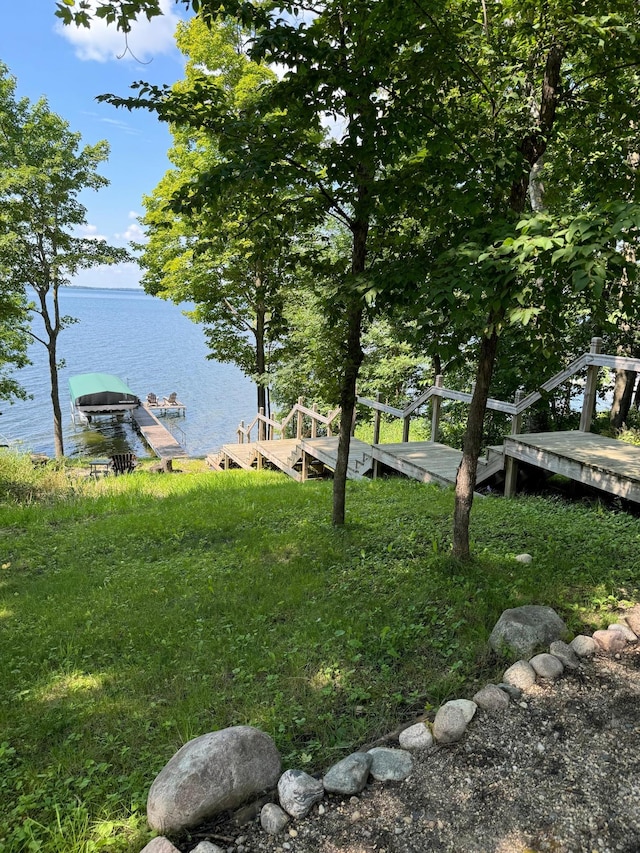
[503,431,640,503]
[207,429,640,507]
[132,405,188,459]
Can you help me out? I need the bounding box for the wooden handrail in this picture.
[236,339,640,447]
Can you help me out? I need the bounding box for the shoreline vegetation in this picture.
[1,450,639,852]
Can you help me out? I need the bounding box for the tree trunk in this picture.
[610,369,636,429]
[452,328,498,560]
[332,297,364,526]
[48,335,64,458]
[332,219,367,527]
[255,303,267,417]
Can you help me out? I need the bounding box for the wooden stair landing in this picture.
[503,431,640,503]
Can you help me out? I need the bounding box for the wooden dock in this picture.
[132,405,188,459]
[503,431,640,503]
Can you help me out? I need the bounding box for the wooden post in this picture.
[311,404,318,439]
[430,375,443,442]
[372,392,381,445]
[296,396,304,439]
[258,407,265,441]
[237,421,244,444]
[504,390,524,499]
[580,337,603,432]
[372,392,381,479]
[301,449,308,482]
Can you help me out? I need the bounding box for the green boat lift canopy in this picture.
[69,373,140,415]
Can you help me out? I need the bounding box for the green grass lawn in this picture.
[1,452,639,852]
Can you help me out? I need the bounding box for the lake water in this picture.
[0,287,256,459]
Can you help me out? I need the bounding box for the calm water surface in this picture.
[0,288,256,458]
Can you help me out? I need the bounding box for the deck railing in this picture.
[237,397,341,444]
[236,338,640,450]
[357,337,640,444]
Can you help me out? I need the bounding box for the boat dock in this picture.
[132,405,188,459]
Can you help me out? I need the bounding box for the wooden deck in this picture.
[503,431,640,503]
[131,405,188,459]
[207,429,640,506]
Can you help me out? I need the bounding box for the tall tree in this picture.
[138,17,293,416]
[96,0,444,526]
[0,64,128,457]
[0,67,32,412]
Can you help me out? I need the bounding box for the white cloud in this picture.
[118,222,146,242]
[79,223,108,241]
[55,0,182,64]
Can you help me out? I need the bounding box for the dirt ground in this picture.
[189,642,640,853]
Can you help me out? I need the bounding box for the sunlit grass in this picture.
[0,450,639,851]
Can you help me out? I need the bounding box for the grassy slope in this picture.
[0,456,638,851]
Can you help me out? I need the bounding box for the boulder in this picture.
[570,635,598,657]
[323,752,372,795]
[147,726,281,835]
[473,684,510,712]
[608,622,637,642]
[549,640,581,670]
[398,722,434,751]
[593,629,627,654]
[432,703,468,744]
[278,769,324,818]
[367,747,413,781]
[529,653,564,680]
[502,660,536,690]
[625,604,640,636]
[489,605,567,658]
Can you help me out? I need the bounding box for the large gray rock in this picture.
[147,726,281,835]
[323,752,372,794]
[367,747,413,781]
[529,653,564,680]
[278,769,324,818]
[489,605,567,658]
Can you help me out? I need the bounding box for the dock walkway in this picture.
[132,405,188,459]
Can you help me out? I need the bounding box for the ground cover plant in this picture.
[0,453,639,852]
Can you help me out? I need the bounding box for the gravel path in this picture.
[205,644,640,853]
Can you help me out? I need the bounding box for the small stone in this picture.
[288,828,298,837]
[593,629,627,654]
[277,769,324,819]
[530,653,564,680]
[549,640,581,670]
[398,722,434,751]
[473,684,510,712]
[608,622,637,642]
[139,839,181,853]
[498,682,522,700]
[318,804,325,815]
[515,553,533,564]
[503,659,536,690]
[570,635,598,657]
[367,747,413,781]
[260,803,290,835]
[192,843,225,853]
[432,703,468,744]
[323,753,372,795]
[351,811,362,822]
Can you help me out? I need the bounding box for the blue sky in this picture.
[2,1,192,288]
